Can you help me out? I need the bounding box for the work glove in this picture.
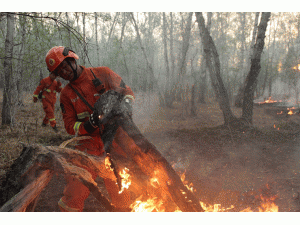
[83,110,102,133]
[33,97,38,103]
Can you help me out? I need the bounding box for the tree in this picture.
[198,12,212,104]
[2,13,15,126]
[195,12,236,125]
[242,12,271,124]
[130,12,157,90]
[282,45,300,104]
[235,12,260,107]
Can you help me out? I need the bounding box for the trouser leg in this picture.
[43,100,56,127]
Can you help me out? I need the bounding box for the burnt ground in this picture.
[2,92,300,212]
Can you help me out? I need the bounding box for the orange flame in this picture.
[105,156,113,171]
[118,167,131,194]
[128,170,279,212]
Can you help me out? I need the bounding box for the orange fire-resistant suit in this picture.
[58,66,135,212]
[33,76,62,128]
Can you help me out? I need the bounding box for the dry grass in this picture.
[0,91,71,177]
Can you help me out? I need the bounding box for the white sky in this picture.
[3,0,300,12]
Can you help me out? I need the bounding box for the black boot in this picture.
[42,122,47,127]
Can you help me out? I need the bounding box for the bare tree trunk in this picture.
[82,12,86,65]
[170,12,175,81]
[162,12,170,89]
[2,13,15,126]
[95,12,100,65]
[65,12,72,48]
[242,12,271,124]
[108,12,120,42]
[199,12,212,104]
[130,12,157,89]
[235,12,260,107]
[178,12,193,83]
[15,15,26,106]
[196,12,236,125]
[160,12,174,107]
[119,13,130,82]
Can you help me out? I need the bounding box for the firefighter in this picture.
[45,46,135,212]
[33,71,62,132]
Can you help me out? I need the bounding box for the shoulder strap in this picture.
[69,84,95,111]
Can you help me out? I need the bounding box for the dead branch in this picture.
[59,136,92,148]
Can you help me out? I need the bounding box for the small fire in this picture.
[118,167,131,194]
[257,97,277,105]
[130,197,164,212]
[287,107,296,115]
[200,202,234,212]
[105,156,113,171]
[180,172,194,192]
[264,97,277,104]
[128,170,279,212]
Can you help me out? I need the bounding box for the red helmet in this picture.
[45,46,79,72]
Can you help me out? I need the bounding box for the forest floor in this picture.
[1,90,300,212]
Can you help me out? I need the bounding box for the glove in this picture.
[83,110,101,133]
[33,97,38,103]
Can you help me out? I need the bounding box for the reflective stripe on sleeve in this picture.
[77,111,90,120]
[46,89,51,93]
[49,118,56,121]
[33,94,38,98]
[73,122,82,134]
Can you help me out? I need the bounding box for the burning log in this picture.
[95,90,204,212]
[0,90,204,212]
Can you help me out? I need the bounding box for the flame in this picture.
[200,202,235,212]
[287,107,296,115]
[130,197,164,212]
[128,170,279,212]
[105,156,113,171]
[293,64,300,70]
[258,195,278,212]
[264,97,277,103]
[257,97,277,105]
[180,172,194,192]
[118,167,131,194]
[278,62,282,72]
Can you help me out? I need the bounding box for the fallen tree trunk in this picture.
[0,143,118,212]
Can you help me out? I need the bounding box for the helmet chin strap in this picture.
[66,59,79,82]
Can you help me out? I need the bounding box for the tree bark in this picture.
[170,12,175,81]
[82,12,86,65]
[196,12,236,125]
[178,12,193,84]
[119,13,130,82]
[2,12,15,125]
[130,12,157,89]
[199,12,212,104]
[65,12,72,48]
[95,12,100,65]
[235,12,260,107]
[242,12,271,124]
